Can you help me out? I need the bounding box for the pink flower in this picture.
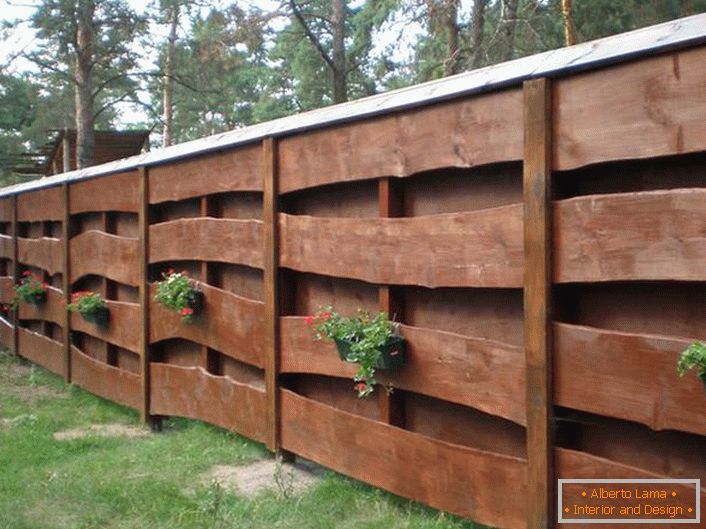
[305,315,314,325]
[321,311,331,321]
[22,270,31,277]
[354,382,368,393]
[167,268,175,276]
[180,307,194,316]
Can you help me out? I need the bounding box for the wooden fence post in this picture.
[11,194,18,357]
[62,183,71,382]
[138,166,154,426]
[523,77,554,529]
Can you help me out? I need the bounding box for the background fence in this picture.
[1,19,706,529]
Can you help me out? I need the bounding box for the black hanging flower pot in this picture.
[82,306,110,326]
[334,335,406,370]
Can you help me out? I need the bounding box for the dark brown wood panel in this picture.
[0,316,11,347]
[17,187,63,221]
[18,327,63,375]
[281,317,526,425]
[280,206,523,288]
[71,346,142,409]
[281,389,527,529]
[149,283,264,368]
[0,197,11,223]
[18,286,64,326]
[278,89,523,193]
[69,171,138,214]
[17,237,62,276]
[554,48,706,171]
[555,189,706,283]
[0,234,11,259]
[555,322,706,437]
[70,231,139,286]
[150,363,267,442]
[0,276,12,303]
[149,218,263,269]
[149,144,262,204]
[70,301,140,353]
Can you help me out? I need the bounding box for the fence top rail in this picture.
[2,13,705,199]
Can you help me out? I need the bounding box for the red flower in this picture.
[321,311,331,321]
[167,268,175,276]
[22,270,31,277]
[180,307,194,316]
[1,305,7,313]
[354,382,368,393]
[305,315,314,325]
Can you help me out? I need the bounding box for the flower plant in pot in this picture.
[67,291,109,325]
[678,342,706,392]
[154,269,203,324]
[13,271,48,307]
[307,306,405,398]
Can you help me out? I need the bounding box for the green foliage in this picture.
[154,269,202,323]
[67,291,108,324]
[678,342,706,380]
[308,306,398,398]
[12,272,48,308]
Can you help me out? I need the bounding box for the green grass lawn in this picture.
[0,350,482,529]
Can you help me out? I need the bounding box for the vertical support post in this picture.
[138,167,153,425]
[62,130,72,173]
[523,77,554,529]
[377,177,405,426]
[99,211,117,366]
[62,183,71,382]
[11,195,18,356]
[263,137,281,453]
[199,196,218,374]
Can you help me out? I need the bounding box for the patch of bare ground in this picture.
[53,423,152,441]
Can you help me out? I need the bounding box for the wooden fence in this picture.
[1,18,705,529]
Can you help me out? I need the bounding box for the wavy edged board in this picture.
[278,88,523,193]
[0,316,12,348]
[18,286,65,326]
[0,276,12,303]
[0,234,11,259]
[17,186,63,221]
[150,363,267,442]
[149,144,262,204]
[18,327,63,375]
[281,318,526,425]
[279,205,523,288]
[70,301,140,353]
[555,189,706,283]
[70,231,139,286]
[555,322,706,437]
[17,237,62,276]
[150,283,264,368]
[281,389,527,529]
[70,346,141,410]
[70,171,138,213]
[554,47,706,171]
[149,218,263,269]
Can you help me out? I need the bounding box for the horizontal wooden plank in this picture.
[279,206,523,288]
[0,276,12,304]
[17,186,63,222]
[281,317,526,425]
[0,234,11,259]
[150,363,267,443]
[149,218,263,269]
[70,170,138,214]
[70,231,139,287]
[150,283,264,368]
[17,237,62,276]
[278,89,523,193]
[281,389,527,529]
[555,47,706,171]
[71,346,142,410]
[18,285,65,326]
[70,301,140,353]
[555,322,706,437]
[555,189,706,283]
[18,327,63,375]
[149,145,262,204]
[0,316,12,349]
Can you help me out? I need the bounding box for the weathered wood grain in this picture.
[18,285,64,326]
[0,234,11,259]
[555,188,706,283]
[70,301,140,353]
[280,317,526,425]
[279,206,523,288]
[70,231,139,286]
[149,218,263,269]
[17,237,62,276]
[18,327,64,375]
[17,186,63,221]
[71,345,142,410]
[554,48,706,171]
[69,171,138,213]
[149,145,262,204]
[150,363,267,442]
[278,89,523,193]
[149,282,264,368]
[281,389,527,529]
[555,322,706,437]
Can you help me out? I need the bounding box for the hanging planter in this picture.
[677,342,706,394]
[154,269,204,324]
[13,271,48,307]
[308,306,405,398]
[67,291,109,326]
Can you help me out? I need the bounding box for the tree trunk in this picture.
[561,0,576,46]
[500,0,519,62]
[444,0,459,75]
[331,0,347,103]
[470,0,488,68]
[162,2,179,148]
[75,0,96,169]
